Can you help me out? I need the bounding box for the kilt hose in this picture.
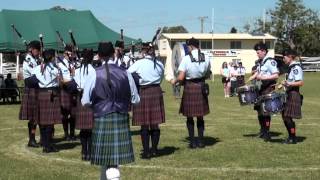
[179,81,209,117]
[60,89,73,111]
[91,113,134,166]
[37,89,62,125]
[132,85,165,126]
[72,95,94,130]
[283,91,302,119]
[19,87,38,122]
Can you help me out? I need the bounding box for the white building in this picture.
[159,33,277,76]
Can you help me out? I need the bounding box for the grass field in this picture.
[0,73,319,180]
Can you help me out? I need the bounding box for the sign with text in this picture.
[212,50,239,57]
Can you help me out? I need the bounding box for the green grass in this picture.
[0,73,320,180]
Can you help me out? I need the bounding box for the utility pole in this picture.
[198,16,208,33]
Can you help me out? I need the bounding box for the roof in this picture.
[161,33,277,40]
[0,9,138,52]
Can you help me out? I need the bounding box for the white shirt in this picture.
[74,64,96,89]
[23,54,38,79]
[287,62,303,82]
[57,58,73,82]
[127,55,164,85]
[34,63,59,88]
[178,49,211,80]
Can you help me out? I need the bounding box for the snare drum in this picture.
[259,92,286,114]
[237,85,258,105]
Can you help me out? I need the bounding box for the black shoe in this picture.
[42,146,59,153]
[69,135,77,141]
[64,135,71,141]
[262,133,271,142]
[283,137,297,144]
[197,140,205,148]
[27,139,40,148]
[141,152,151,159]
[189,141,197,149]
[150,148,158,157]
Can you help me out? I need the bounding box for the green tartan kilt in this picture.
[91,112,134,166]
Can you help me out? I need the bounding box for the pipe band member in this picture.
[281,49,304,144]
[172,37,211,149]
[128,42,165,159]
[19,40,41,148]
[82,42,140,180]
[248,42,279,141]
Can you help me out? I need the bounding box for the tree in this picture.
[230,27,238,33]
[162,26,188,33]
[50,6,75,11]
[246,0,320,56]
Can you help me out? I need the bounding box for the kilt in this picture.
[72,95,94,129]
[37,89,62,125]
[60,88,73,111]
[91,113,134,166]
[132,85,165,126]
[179,81,209,117]
[19,88,38,122]
[282,91,302,119]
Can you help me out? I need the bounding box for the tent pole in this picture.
[16,53,19,78]
[0,53,3,74]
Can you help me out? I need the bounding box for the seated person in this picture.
[4,73,18,102]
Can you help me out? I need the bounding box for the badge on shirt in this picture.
[271,61,276,66]
[293,69,298,75]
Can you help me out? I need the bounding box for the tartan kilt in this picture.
[37,89,62,125]
[282,91,302,119]
[72,95,94,129]
[91,113,134,166]
[60,89,73,111]
[132,85,165,126]
[19,88,38,122]
[179,81,209,117]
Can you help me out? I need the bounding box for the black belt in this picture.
[186,78,205,83]
[39,87,59,92]
[140,84,160,89]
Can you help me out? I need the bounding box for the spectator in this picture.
[220,62,231,98]
[237,62,246,87]
[229,63,238,96]
[4,73,18,102]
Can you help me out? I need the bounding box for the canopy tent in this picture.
[0,9,139,52]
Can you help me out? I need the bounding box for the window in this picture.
[230,41,242,49]
[200,40,212,49]
[265,41,271,49]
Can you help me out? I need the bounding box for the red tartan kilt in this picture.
[282,91,302,119]
[37,89,62,125]
[132,85,165,126]
[72,96,94,129]
[19,88,38,122]
[60,89,73,111]
[179,81,209,117]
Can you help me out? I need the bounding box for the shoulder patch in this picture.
[293,69,298,75]
[271,61,276,66]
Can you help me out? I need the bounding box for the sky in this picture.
[1,0,319,41]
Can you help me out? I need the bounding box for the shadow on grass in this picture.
[154,146,179,157]
[183,136,220,147]
[269,136,307,144]
[243,131,282,138]
[54,142,81,150]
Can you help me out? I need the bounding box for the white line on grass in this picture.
[8,138,320,173]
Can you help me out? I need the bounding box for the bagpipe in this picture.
[11,24,29,49]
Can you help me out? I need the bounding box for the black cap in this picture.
[98,42,114,57]
[28,40,41,50]
[82,48,94,62]
[64,44,73,52]
[141,42,153,50]
[115,40,124,49]
[282,48,297,56]
[254,42,268,51]
[186,37,199,48]
[43,49,55,62]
